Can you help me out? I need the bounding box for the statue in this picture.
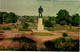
[38,6,43,17]
[32,6,49,32]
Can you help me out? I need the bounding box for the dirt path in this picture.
[0,30,79,49]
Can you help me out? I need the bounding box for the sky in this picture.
[0,0,80,16]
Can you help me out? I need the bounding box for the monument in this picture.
[37,18,44,30]
[32,6,49,32]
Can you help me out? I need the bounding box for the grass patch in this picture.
[0,26,11,30]
[33,32,53,36]
[68,28,79,32]
[53,28,68,30]
[19,28,31,31]
[45,27,54,31]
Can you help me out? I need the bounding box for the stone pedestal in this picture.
[37,18,44,30]
[32,18,49,32]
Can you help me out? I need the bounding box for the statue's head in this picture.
[40,6,42,8]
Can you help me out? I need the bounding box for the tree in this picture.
[48,16,56,28]
[0,12,8,24]
[44,41,56,50]
[56,9,72,25]
[22,23,29,28]
[71,13,80,26]
[51,20,56,28]
[5,12,18,23]
[60,21,67,25]
[44,20,53,27]
[29,18,34,25]
[0,12,2,24]
[0,12,18,24]
[62,33,68,38]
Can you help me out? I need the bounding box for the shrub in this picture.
[6,35,37,51]
[52,37,66,43]
[68,29,79,32]
[1,26,11,30]
[0,43,37,51]
[11,24,15,26]
[0,35,37,51]
[44,41,56,51]
[12,35,36,43]
[44,37,79,51]
[60,21,67,25]
[22,23,29,28]
[19,28,31,31]
[62,33,68,38]
[45,27,54,31]
[0,38,4,40]
[17,42,37,51]
[44,20,53,27]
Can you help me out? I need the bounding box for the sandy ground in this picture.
[0,30,79,48]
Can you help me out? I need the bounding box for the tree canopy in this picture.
[0,12,18,24]
[71,14,80,26]
[55,9,80,26]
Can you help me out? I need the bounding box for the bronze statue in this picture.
[38,6,43,17]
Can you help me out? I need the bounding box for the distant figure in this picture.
[38,6,43,17]
[21,16,24,24]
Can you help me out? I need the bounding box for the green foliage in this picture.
[52,37,66,42]
[48,16,55,21]
[60,21,67,25]
[62,33,68,38]
[69,24,72,30]
[45,27,54,31]
[12,35,36,43]
[44,41,56,51]
[0,35,37,51]
[0,43,37,51]
[0,12,18,24]
[56,9,72,25]
[71,14,80,26]
[68,28,79,32]
[0,38,4,40]
[44,20,53,27]
[51,20,56,28]
[6,12,18,23]
[22,23,29,28]
[44,37,79,51]
[19,28,31,31]
[33,32,52,36]
[17,43,37,51]
[47,17,56,28]
[0,12,8,24]
[29,18,34,24]
[0,26,11,30]
[19,23,30,31]
[56,9,80,26]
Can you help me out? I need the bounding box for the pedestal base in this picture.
[32,18,49,32]
[32,29,49,32]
